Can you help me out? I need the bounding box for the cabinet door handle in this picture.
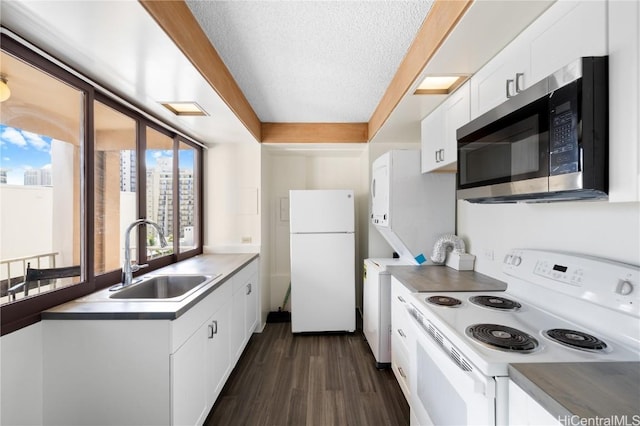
[506,79,514,98]
[515,73,525,93]
[397,328,406,338]
[434,150,439,163]
[246,283,252,295]
[398,366,407,379]
[208,320,218,339]
[439,149,445,162]
[397,295,406,303]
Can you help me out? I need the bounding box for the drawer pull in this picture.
[397,329,406,338]
[398,366,407,379]
[397,295,406,303]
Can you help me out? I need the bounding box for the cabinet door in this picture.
[245,272,258,337]
[508,380,561,425]
[441,81,470,170]
[207,302,231,402]
[390,278,412,402]
[529,1,607,85]
[230,277,245,363]
[470,34,531,119]
[420,105,445,173]
[172,322,209,426]
[608,0,640,202]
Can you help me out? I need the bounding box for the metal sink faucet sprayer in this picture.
[122,219,168,287]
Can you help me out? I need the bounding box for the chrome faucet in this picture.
[122,219,168,287]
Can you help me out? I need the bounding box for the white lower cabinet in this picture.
[230,259,259,363]
[508,379,561,426]
[390,277,413,402]
[43,258,259,426]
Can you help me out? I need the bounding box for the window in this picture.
[145,127,175,260]
[0,34,203,333]
[0,48,84,304]
[94,100,137,275]
[178,141,198,253]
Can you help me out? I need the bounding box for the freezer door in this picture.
[290,189,354,233]
[290,233,355,332]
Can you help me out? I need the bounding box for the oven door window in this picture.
[458,100,549,189]
[409,315,495,426]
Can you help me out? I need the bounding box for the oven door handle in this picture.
[407,311,493,398]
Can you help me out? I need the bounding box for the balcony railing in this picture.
[0,252,58,302]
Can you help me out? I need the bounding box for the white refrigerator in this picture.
[289,189,355,333]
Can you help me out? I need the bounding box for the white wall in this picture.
[203,141,261,253]
[458,200,640,280]
[263,145,369,312]
[0,323,43,426]
[0,186,53,277]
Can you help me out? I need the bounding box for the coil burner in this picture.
[426,295,462,307]
[469,295,522,311]
[466,324,539,353]
[544,329,609,352]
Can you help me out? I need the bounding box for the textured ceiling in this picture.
[186,1,433,123]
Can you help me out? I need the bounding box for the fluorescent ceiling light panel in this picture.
[414,75,467,95]
[161,102,208,116]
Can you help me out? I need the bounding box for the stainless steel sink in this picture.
[109,274,214,300]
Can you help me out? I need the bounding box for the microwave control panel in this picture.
[549,83,579,176]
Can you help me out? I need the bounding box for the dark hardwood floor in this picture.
[205,320,409,426]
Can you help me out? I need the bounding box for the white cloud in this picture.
[1,127,27,148]
[22,130,50,152]
[2,157,10,161]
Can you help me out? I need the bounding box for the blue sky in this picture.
[0,124,194,184]
[0,124,52,185]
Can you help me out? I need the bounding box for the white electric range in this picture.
[406,249,640,426]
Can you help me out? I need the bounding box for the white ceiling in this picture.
[0,0,553,146]
[186,0,433,123]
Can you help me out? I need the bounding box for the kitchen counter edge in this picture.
[41,253,259,321]
[387,264,507,293]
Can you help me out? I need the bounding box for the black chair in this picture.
[7,262,81,301]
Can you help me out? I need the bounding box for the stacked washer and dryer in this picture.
[363,149,456,367]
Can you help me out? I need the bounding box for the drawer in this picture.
[391,342,410,402]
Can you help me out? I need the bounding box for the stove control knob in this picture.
[511,256,522,266]
[616,280,634,296]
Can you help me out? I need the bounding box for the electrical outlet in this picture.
[483,248,494,261]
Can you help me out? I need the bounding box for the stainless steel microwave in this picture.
[456,56,608,203]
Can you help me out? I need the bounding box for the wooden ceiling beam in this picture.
[261,123,368,143]
[141,0,471,144]
[368,0,473,141]
[139,0,262,142]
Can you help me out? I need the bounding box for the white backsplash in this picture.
[457,200,640,280]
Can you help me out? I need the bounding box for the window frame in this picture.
[0,33,204,336]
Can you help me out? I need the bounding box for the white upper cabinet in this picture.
[470,1,607,120]
[608,0,640,202]
[469,34,531,119]
[420,102,445,173]
[421,81,470,173]
[528,1,607,85]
